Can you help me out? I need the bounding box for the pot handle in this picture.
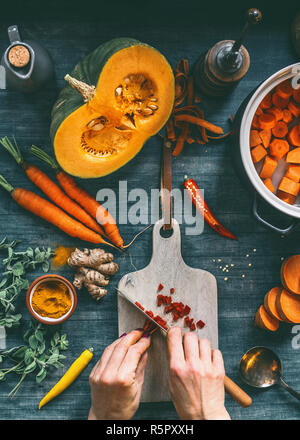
[253,194,299,236]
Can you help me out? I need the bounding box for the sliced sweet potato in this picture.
[288,100,300,118]
[272,121,288,138]
[263,178,275,193]
[269,138,289,160]
[250,129,262,147]
[259,129,272,148]
[260,155,277,179]
[281,255,300,295]
[267,107,283,121]
[251,144,267,163]
[258,112,276,130]
[254,305,279,331]
[278,176,300,196]
[276,80,293,99]
[282,109,293,124]
[288,125,300,147]
[264,287,283,321]
[277,190,296,205]
[276,289,300,323]
[285,164,300,182]
[287,147,300,163]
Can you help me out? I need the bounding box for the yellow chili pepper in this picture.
[39,347,94,409]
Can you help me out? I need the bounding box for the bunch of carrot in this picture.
[250,79,300,205]
[0,137,124,248]
[165,59,230,156]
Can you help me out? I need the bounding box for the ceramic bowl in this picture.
[26,274,77,325]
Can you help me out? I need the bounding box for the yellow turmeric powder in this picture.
[32,280,72,319]
[52,246,75,268]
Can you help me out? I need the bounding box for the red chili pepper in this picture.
[197,319,206,329]
[135,301,145,311]
[146,310,154,318]
[184,176,237,240]
[190,323,196,331]
[170,288,175,294]
[157,283,164,291]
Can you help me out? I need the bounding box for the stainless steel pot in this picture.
[232,63,300,235]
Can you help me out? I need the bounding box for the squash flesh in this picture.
[53,42,174,178]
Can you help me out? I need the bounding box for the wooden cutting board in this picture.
[118,218,218,402]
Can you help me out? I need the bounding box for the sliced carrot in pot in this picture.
[282,109,293,124]
[250,129,262,147]
[269,138,289,160]
[258,113,276,129]
[277,190,296,205]
[276,80,293,99]
[278,176,300,196]
[272,121,288,138]
[251,144,267,163]
[288,100,300,117]
[259,129,271,148]
[288,125,300,147]
[260,155,277,179]
[267,107,283,121]
[287,147,300,163]
[263,178,275,193]
[260,93,272,109]
[285,164,300,182]
[272,92,289,109]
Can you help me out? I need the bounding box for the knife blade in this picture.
[116,288,168,335]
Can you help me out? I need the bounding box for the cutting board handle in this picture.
[224,375,252,408]
[150,218,183,266]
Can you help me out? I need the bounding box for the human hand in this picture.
[167,327,230,420]
[88,329,150,420]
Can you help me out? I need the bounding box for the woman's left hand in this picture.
[88,329,151,420]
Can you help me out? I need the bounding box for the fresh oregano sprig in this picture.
[0,237,54,328]
[0,320,69,397]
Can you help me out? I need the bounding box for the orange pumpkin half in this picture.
[50,38,175,178]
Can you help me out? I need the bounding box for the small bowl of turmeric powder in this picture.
[26,274,77,325]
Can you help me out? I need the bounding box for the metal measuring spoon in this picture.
[239,346,300,401]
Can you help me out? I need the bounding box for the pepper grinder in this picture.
[193,8,262,97]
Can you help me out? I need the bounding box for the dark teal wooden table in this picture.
[0,0,300,420]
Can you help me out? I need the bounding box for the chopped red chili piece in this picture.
[190,323,196,331]
[170,288,175,294]
[197,320,205,329]
[165,305,174,313]
[183,305,191,315]
[184,317,190,326]
[157,283,164,291]
[135,301,145,311]
[146,310,154,318]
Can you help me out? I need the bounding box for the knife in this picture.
[116,288,168,335]
[117,287,252,408]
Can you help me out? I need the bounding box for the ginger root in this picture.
[68,248,118,301]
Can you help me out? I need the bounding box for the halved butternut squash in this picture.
[51,38,175,178]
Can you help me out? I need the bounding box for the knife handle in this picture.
[224,375,252,408]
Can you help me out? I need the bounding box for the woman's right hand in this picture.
[167,327,230,420]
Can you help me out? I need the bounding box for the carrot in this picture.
[249,130,261,147]
[39,348,93,409]
[282,109,293,124]
[258,112,276,130]
[264,287,283,321]
[287,147,300,163]
[292,87,300,104]
[0,137,104,236]
[272,92,289,109]
[0,176,112,245]
[30,146,124,248]
[260,156,277,179]
[277,190,296,205]
[255,106,264,116]
[269,138,289,160]
[173,114,223,134]
[278,176,300,196]
[251,144,267,163]
[254,305,279,331]
[276,289,300,323]
[263,178,275,193]
[285,164,300,182]
[276,80,293,99]
[288,100,300,118]
[272,120,288,138]
[251,114,260,129]
[267,107,283,121]
[288,125,300,147]
[259,93,272,109]
[281,255,300,295]
[259,129,272,148]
